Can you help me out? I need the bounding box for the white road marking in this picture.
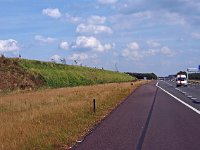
[156,82,200,115]
[191,98,197,100]
[187,96,193,98]
[76,140,83,143]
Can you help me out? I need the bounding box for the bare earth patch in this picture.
[0,80,149,150]
[0,57,44,92]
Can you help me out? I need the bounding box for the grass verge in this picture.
[17,59,134,88]
[0,80,149,150]
[189,80,200,84]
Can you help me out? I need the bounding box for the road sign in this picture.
[199,65,200,71]
[187,68,198,72]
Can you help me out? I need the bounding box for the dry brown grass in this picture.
[0,80,149,150]
[190,80,200,84]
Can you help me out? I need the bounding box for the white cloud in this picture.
[132,11,153,19]
[98,0,118,4]
[73,36,114,52]
[127,42,140,50]
[42,8,61,19]
[110,11,153,30]
[68,53,89,61]
[122,42,174,60]
[145,49,160,56]
[0,39,20,52]
[191,32,200,39]
[111,10,187,31]
[35,35,56,44]
[87,15,106,24]
[122,42,143,60]
[160,46,175,57]
[59,41,69,50]
[145,46,175,57]
[122,49,142,60]
[65,13,82,23]
[147,40,161,48]
[76,24,113,35]
[163,11,187,25]
[50,54,61,62]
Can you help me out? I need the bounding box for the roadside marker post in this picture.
[93,99,96,113]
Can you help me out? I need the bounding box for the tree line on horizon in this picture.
[126,72,157,80]
[189,73,200,80]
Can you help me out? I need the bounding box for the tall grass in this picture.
[0,81,148,150]
[16,59,134,88]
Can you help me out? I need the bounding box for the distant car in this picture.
[176,74,188,87]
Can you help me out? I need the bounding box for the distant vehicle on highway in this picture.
[176,74,188,87]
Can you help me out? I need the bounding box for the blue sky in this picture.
[0,0,200,76]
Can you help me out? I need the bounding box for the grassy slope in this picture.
[17,59,134,88]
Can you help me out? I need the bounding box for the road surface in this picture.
[72,81,200,150]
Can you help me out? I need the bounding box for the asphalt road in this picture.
[72,81,200,150]
[159,80,200,109]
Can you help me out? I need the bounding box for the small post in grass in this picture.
[93,99,96,113]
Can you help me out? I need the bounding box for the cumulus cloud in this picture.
[160,46,175,57]
[122,42,175,60]
[147,40,161,48]
[73,36,114,52]
[0,39,20,52]
[127,42,140,50]
[145,49,160,56]
[59,41,69,50]
[110,11,153,30]
[132,11,153,18]
[65,13,82,23]
[42,8,62,19]
[119,0,200,15]
[98,0,118,4]
[35,35,56,44]
[111,10,187,31]
[64,14,106,25]
[68,53,89,61]
[122,42,143,60]
[163,11,187,25]
[117,0,194,27]
[76,24,113,35]
[191,32,200,39]
[87,15,106,24]
[50,54,61,62]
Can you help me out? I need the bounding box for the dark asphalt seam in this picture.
[136,86,158,150]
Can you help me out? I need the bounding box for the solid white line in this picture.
[156,82,200,115]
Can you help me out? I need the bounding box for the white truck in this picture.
[176,74,188,87]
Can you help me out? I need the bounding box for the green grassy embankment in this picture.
[17,59,134,88]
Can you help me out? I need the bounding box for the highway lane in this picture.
[72,81,200,150]
[159,80,200,109]
[72,82,157,150]
[142,84,200,150]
